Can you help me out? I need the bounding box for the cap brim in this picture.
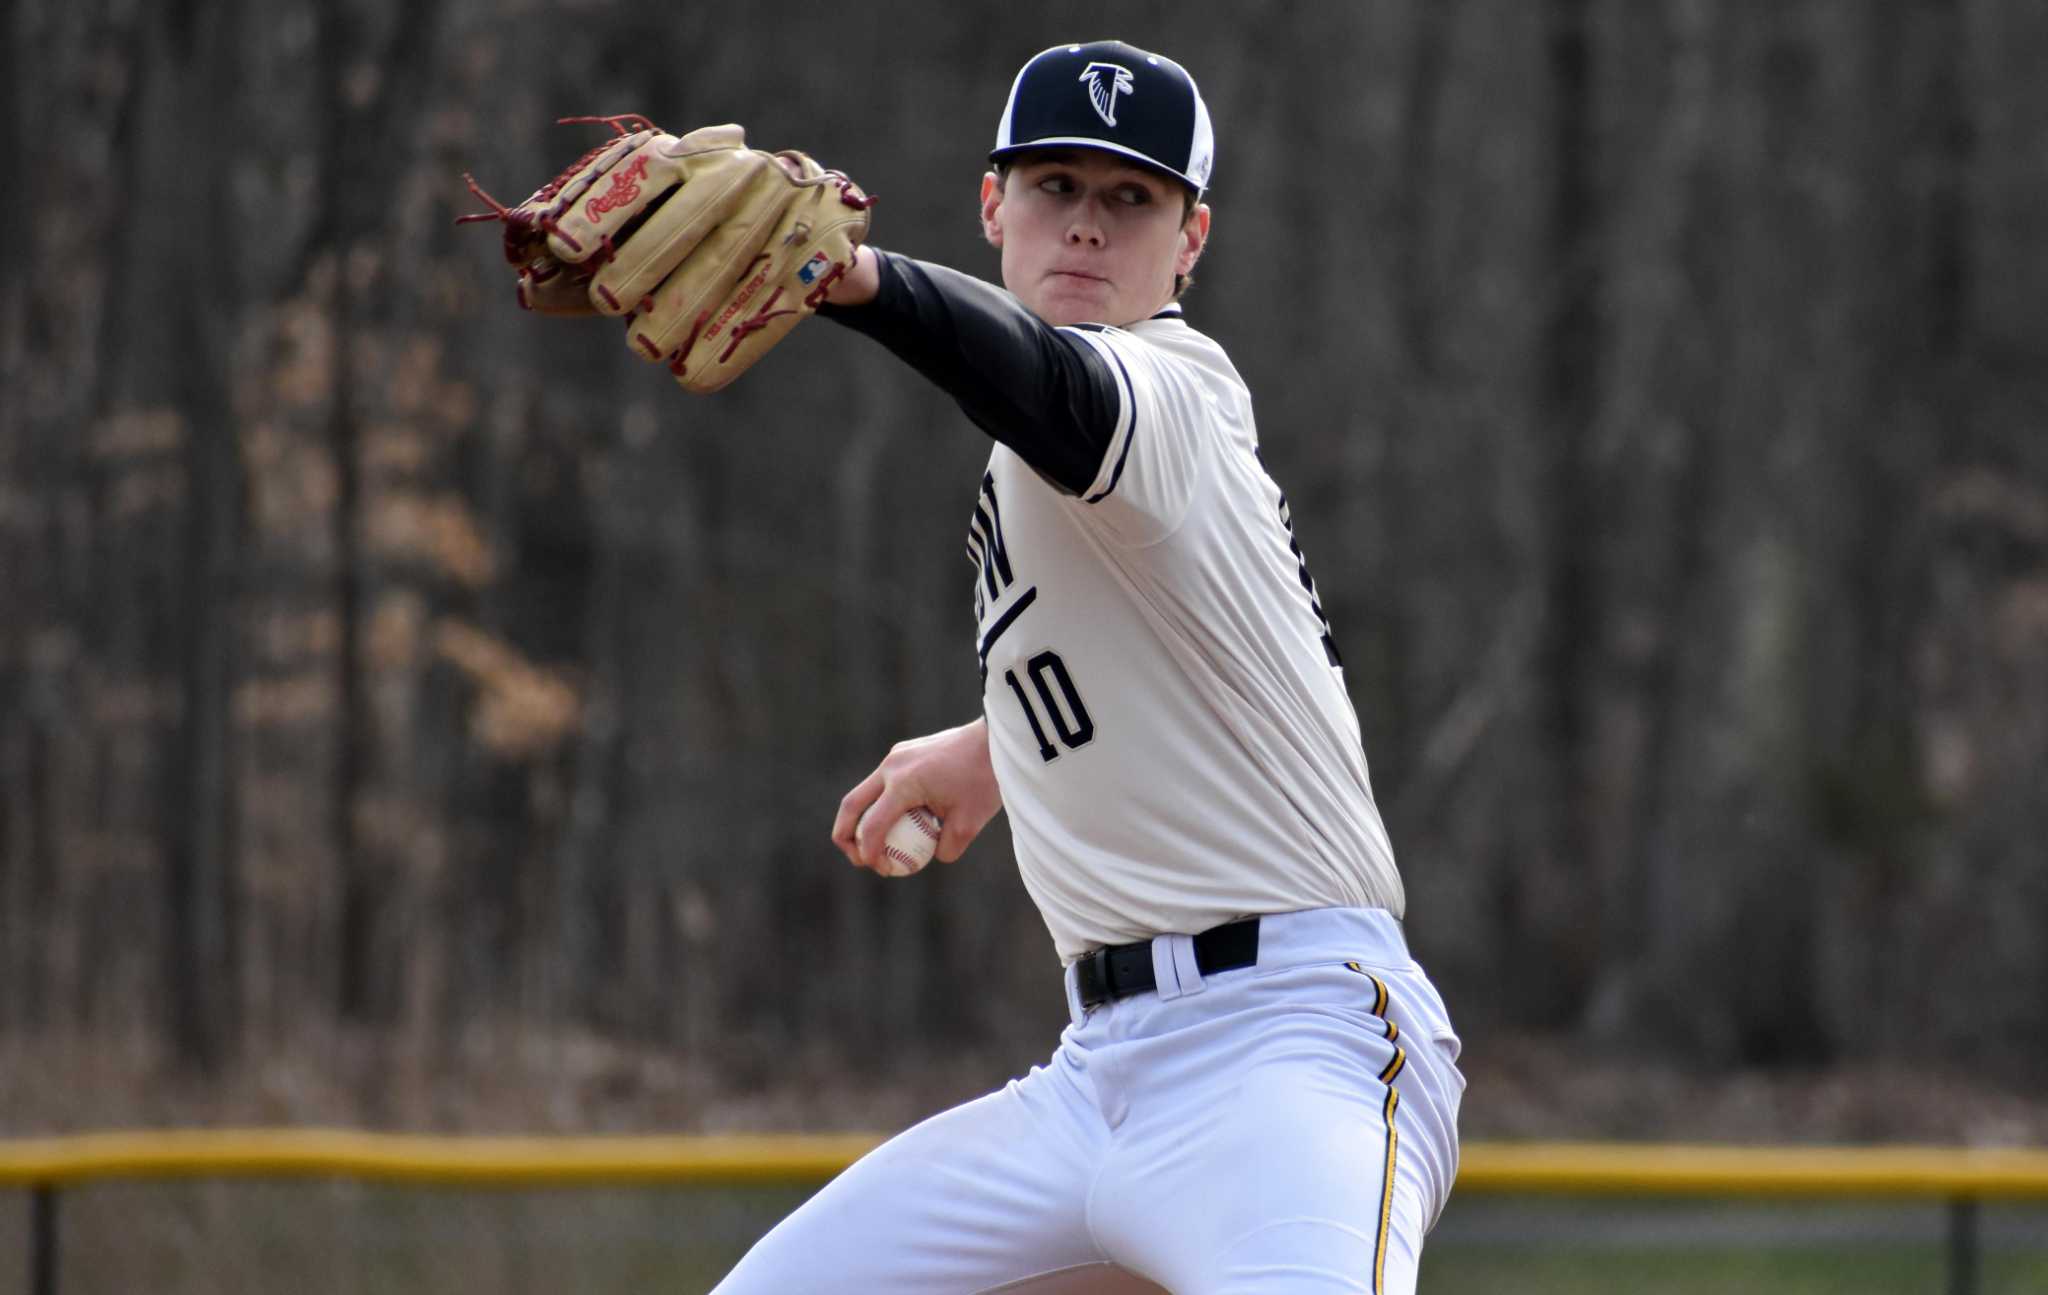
[989,138,1204,195]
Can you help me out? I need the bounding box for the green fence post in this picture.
[32,1183,59,1295]
[1947,1197,1978,1295]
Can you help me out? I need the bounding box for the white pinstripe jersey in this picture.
[966,310,1405,962]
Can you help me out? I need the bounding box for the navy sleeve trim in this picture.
[818,252,1123,495]
[1082,341,1137,504]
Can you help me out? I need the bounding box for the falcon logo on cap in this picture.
[1079,62,1135,128]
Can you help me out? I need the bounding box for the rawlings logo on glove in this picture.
[459,115,874,394]
[583,155,650,224]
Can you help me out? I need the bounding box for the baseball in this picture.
[865,806,943,877]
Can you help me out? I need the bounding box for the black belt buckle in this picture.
[1077,945,1117,1009]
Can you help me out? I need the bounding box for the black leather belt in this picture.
[1074,918,1261,1009]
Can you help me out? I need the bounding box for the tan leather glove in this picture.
[463,116,874,394]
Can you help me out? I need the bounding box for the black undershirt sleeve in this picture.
[816,251,1121,495]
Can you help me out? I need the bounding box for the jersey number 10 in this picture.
[1004,650,1095,762]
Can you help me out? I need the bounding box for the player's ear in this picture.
[980,172,1005,249]
[1176,203,1210,277]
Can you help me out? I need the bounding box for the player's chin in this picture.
[1035,277,1119,326]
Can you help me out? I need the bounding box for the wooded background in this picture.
[4,0,2045,1125]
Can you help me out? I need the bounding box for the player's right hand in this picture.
[832,718,1004,873]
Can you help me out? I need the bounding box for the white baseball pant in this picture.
[712,907,1464,1294]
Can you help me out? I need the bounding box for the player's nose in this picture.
[1065,204,1106,246]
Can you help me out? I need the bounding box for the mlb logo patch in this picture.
[796,252,832,286]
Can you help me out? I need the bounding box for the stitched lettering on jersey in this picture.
[1006,648,1096,762]
[965,470,1015,604]
[967,471,1036,681]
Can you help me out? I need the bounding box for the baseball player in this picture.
[462,35,1464,1295]
[717,41,1464,1295]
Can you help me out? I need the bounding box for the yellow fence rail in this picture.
[5,1132,2046,1293]
[5,1130,2048,1196]
[0,1130,884,1189]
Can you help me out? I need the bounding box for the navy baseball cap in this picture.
[991,40,1215,196]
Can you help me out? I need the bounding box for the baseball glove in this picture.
[459,115,874,394]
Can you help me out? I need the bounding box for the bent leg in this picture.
[1130,1061,1426,1295]
[1093,966,1463,1295]
[713,1055,1111,1294]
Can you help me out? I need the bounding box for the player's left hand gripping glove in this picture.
[460,115,874,394]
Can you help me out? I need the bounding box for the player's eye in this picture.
[1037,174,1077,196]
[1115,185,1152,206]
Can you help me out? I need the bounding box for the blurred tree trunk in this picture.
[315,0,451,1029]
[1533,0,1602,1017]
[155,0,245,1072]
